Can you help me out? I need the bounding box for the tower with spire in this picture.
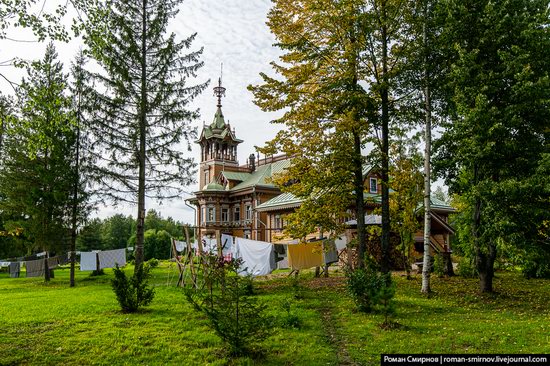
[196,77,243,189]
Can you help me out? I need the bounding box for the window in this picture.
[274,215,282,233]
[369,178,377,193]
[206,206,215,222]
[221,207,229,222]
[245,204,252,220]
[244,230,251,239]
[234,206,240,222]
[204,171,209,185]
[201,206,206,224]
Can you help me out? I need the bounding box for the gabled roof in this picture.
[230,159,291,191]
[256,192,302,212]
[221,171,251,182]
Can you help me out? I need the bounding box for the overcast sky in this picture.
[1,0,284,225]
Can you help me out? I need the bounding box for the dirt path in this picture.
[313,278,357,366]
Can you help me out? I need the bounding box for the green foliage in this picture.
[346,264,384,313]
[279,298,301,329]
[185,254,272,357]
[434,0,550,291]
[111,263,155,313]
[0,44,76,262]
[0,0,69,42]
[146,258,159,269]
[433,254,445,278]
[457,257,477,279]
[376,274,397,328]
[519,249,550,279]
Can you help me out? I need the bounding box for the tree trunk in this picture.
[442,252,454,277]
[135,0,148,270]
[70,91,82,288]
[44,252,50,282]
[477,240,496,293]
[380,0,391,275]
[353,130,366,268]
[421,0,432,294]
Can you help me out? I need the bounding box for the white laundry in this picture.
[220,234,234,258]
[235,237,275,277]
[335,236,348,251]
[201,237,217,253]
[98,249,126,269]
[173,240,186,252]
[80,252,98,271]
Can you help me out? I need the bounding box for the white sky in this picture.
[1,0,284,225]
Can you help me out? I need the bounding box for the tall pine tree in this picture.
[0,44,75,281]
[83,0,207,268]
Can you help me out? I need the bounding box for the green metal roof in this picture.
[202,182,225,191]
[255,192,303,211]
[210,107,226,129]
[221,171,251,182]
[196,107,243,143]
[230,159,291,191]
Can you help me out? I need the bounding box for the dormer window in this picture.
[369,178,377,193]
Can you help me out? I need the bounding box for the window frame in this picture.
[369,178,378,194]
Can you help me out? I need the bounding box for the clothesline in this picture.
[172,235,342,276]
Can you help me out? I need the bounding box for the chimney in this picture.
[249,153,256,171]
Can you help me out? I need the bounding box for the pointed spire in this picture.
[213,63,225,108]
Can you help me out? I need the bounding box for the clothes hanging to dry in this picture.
[287,241,324,270]
[47,256,60,269]
[335,236,348,251]
[234,237,276,276]
[25,258,45,277]
[173,240,186,252]
[323,240,339,265]
[98,248,126,269]
[80,252,98,271]
[9,262,20,278]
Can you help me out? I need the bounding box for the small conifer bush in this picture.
[111,263,155,313]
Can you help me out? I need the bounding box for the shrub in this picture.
[279,298,301,329]
[147,258,159,269]
[433,254,444,277]
[522,261,550,279]
[111,263,155,313]
[376,273,397,328]
[185,254,272,356]
[457,257,477,278]
[346,264,384,313]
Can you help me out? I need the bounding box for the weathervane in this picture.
[213,63,226,108]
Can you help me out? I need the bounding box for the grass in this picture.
[0,263,549,365]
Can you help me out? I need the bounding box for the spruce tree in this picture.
[67,50,95,287]
[0,44,75,281]
[83,0,207,268]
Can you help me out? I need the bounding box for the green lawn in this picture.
[1,264,549,365]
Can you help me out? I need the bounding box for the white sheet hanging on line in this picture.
[201,237,217,253]
[235,237,275,276]
[173,240,186,252]
[335,236,348,251]
[98,248,127,269]
[220,234,234,259]
[80,252,97,271]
